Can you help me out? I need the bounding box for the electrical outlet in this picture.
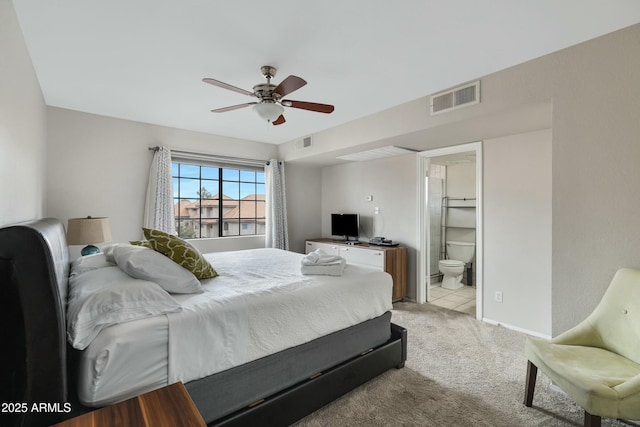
[374,207,380,215]
[495,291,503,303]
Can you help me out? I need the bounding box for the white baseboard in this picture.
[482,317,551,340]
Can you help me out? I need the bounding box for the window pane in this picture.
[223,168,239,180]
[222,199,238,214]
[179,178,200,198]
[222,220,237,236]
[256,183,265,197]
[172,178,179,197]
[199,181,217,199]
[222,181,239,199]
[256,200,265,219]
[240,170,255,182]
[208,223,219,237]
[174,199,191,219]
[172,163,179,177]
[177,220,198,239]
[256,171,265,183]
[199,219,217,238]
[201,166,218,179]
[240,183,255,199]
[240,221,255,236]
[199,200,218,218]
[183,200,198,219]
[239,200,256,218]
[180,164,200,178]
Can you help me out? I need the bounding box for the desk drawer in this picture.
[339,246,384,269]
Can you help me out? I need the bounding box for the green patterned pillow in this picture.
[130,240,153,249]
[142,228,218,279]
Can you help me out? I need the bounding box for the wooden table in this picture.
[52,382,206,427]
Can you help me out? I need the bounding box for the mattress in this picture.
[77,248,392,406]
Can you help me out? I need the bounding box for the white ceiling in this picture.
[12,0,640,145]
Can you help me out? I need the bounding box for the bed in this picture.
[0,218,406,427]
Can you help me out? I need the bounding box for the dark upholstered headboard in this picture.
[0,218,70,427]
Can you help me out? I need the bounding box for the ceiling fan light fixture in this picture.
[253,102,284,122]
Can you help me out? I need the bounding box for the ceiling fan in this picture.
[203,65,334,125]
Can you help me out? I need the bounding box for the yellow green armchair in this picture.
[524,268,640,427]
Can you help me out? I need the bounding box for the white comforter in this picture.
[167,248,392,384]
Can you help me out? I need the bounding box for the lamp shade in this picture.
[67,217,112,245]
[253,102,284,122]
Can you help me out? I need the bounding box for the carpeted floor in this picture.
[295,302,639,426]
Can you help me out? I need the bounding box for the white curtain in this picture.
[265,159,289,250]
[143,146,175,234]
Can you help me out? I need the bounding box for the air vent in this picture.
[430,81,480,115]
[295,136,312,150]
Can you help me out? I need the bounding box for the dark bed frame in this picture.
[0,218,406,427]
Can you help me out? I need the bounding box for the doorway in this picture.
[416,142,483,320]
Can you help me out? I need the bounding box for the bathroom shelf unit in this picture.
[305,239,407,302]
[442,197,476,230]
[440,197,476,265]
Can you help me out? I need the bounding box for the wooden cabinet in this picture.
[305,239,407,301]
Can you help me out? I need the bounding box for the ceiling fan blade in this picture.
[272,115,286,126]
[210,102,257,113]
[203,78,255,97]
[282,100,334,114]
[272,75,307,97]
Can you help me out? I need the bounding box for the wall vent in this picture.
[430,81,480,115]
[295,136,312,150]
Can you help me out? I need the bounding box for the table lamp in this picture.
[67,216,112,256]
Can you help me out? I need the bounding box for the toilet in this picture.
[438,241,475,290]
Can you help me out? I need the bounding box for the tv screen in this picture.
[331,213,359,238]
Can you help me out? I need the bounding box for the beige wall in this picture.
[284,24,640,335]
[321,154,418,298]
[46,107,278,247]
[484,130,552,336]
[549,26,640,336]
[285,163,322,254]
[0,0,46,226]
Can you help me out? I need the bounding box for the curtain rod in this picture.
[148,146,271,166]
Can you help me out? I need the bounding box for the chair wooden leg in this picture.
[584,411,601,427]
[524,360,537,407]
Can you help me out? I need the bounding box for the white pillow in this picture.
[67,266,182,350]
[112,244,203,294]
[70,253,116,276]
[101,243,118,262]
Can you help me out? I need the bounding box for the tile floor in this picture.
[430,283,476,315]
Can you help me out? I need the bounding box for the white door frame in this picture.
[416,142,483,320]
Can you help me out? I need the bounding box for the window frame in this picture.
[172,158,265,239]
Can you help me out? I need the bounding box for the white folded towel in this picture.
[301,249,344,266]
[301,258,347,276]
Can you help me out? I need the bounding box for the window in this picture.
[172,161,265,238]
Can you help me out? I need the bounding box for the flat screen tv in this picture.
[331,213,359,241]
